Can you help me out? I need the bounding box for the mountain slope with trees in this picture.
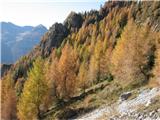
[1,1,160,120]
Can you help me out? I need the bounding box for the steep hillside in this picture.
[1,22,47,64]
[1,1,160,120]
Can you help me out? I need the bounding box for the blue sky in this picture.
[1,0,106,28]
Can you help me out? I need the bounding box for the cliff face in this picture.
[40,23,69,57]
[64,11,84,32]
[32,12,84,57]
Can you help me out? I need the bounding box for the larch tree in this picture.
[1,74,17,120]
[88,40,102,84]
[152,47,160,86]
[88,39,110,84]
[17,57,48,120]
[56,43,79,100]
[78,61,89,93]
[99,49,111,80]
[46,51,60,101]
[111,20,155,87]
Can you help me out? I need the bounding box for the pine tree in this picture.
[17,57,48,120]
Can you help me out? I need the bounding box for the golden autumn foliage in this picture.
[152,47,160,86]
[78,61,89,93]
[111,20,157,87]
[45,51,59,102]
[155,50,160,85]
[1,74,17,120]
[48,44,80,100]
[17,58,48,120]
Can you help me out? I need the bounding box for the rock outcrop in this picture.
[40,23,69,57]
[40,12,84,57]
[64,11,83,32]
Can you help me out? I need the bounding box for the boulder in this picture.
[120,92,132,101]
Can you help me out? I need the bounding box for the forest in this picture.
[1,1,160,120]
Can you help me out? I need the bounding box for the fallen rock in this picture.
[145,99,152,107]
[120,92,132,101]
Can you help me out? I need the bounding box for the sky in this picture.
[0,0,106,28]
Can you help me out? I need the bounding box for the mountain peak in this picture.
[1,22,47,64]
[35,24,46,29]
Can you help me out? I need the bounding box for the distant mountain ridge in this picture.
[1,22,47,64]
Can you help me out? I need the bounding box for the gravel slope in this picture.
[77,87,160,120]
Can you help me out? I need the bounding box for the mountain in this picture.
[1,22,47,64]
[1,1,160,120]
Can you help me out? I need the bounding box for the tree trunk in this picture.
[37,106,41,120]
